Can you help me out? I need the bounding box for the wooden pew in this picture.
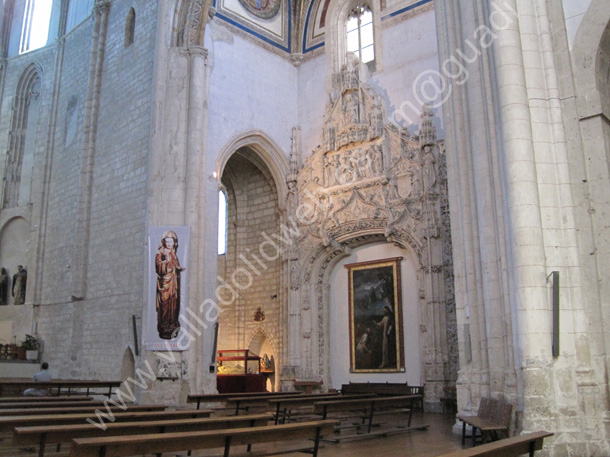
[341,382,425,410]
[457,398,512,445]
[68,419,338,457]
[0,400,108,409]
[0,396,93,403]
[268,393,376,424]
[187,390,302,409]
[13,413,273,457]
[0,409,212,433]
[0,380,122,397]
[313,395,420,435]
[0,404,166,416]
[436,431,553,457]
[223,392,310,415]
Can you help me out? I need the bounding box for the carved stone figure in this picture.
[12,265,26,305]
[344,92,359,125]
[0,268,7,306]
[422,145,437,192]
[409,167,422,197]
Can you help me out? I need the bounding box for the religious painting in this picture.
[145,226,190,351]
[346,257,405,372]
[238,0,281,19]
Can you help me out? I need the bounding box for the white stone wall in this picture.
[0,0,160,379]
[206,22,297,164]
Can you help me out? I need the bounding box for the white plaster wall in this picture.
[297,54,326,160]
[206,22,297,162]
[375,9,442,134]
[563,0,593,47]
[328,243,422,389]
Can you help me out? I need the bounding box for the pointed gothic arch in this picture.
[216,131,289,210]
[216,131,289,386]
[173,0,212,48]
[4,62,42,208]
[571,0,610,119]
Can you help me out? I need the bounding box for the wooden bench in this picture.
[187,390,302,409]
[269,393,376,424]
[0,400,108,409]
[440,386,457,413]
[313,395,420,436]
[0,396,93,403]
[457,398,512,445]
[0,409,212,432]
[68,419,338,457]
[0,380,122,397]
[341,382,425,410]
[436,431,553,457]
[224,392,309,415]
[13,413,272,457]
[0,403,166,416]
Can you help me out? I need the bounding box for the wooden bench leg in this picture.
[528,441,536,457]
[38,434,46,457]
[223,436,232,457]
[367,405,376,433]
[311,425,324,457]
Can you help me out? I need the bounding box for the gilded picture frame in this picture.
[346,257,405,373]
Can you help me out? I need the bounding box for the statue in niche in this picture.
[254,306,265,322]
[0,268,8,305]
[344,92,359,125]
[422,145,437,192]
[287,180,298,216]
[408,166,422,198]
[324,157,334,187]
[12,265,26,305]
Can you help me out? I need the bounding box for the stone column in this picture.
[181,45,217,393]
[72,0,110,300]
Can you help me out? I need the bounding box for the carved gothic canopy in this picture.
[290,55,445,261]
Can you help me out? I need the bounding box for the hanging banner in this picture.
[145,226,190,351]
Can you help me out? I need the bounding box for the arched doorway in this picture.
[216,144,285,392]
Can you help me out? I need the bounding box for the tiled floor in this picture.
[0,411,467,457]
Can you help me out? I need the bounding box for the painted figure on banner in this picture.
[155,231,185,339]
[0,268,8,305]
[12,265,26,305]
[376,304,396,368]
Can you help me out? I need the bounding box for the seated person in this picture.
[24,362,52,396]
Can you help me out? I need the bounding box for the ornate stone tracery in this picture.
[284,55,456,406]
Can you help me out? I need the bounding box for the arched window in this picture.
[218,189,227,255]
[125,8,136,47]
[346,4,374,64]
[19,0,52,54]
